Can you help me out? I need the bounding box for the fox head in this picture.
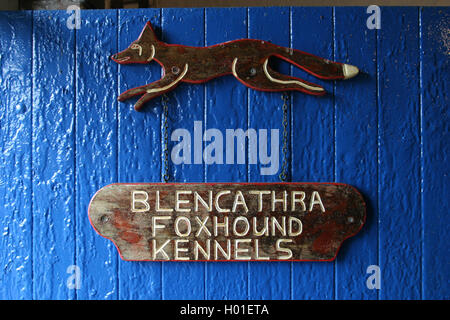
[111,22,158,64]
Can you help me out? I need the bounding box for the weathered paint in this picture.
[204,7,248,299]
[378,7,421,300]
[0,11,33,300]
[118,8,163,301]
[161,8,206,300]
[32,11,76,300]
[334,7,378,300]
[421,7,449,300]
[291,7,336,300]
[88,183,366,261]
[0,7,448,300]
[76,10,119,300]
[248,7,291,300]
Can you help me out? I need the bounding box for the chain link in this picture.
[279,92,289,182]
[162,94,170,183]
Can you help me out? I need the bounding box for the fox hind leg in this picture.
[231,57,326,95]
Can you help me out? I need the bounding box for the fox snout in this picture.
[111,53,129,63]
[111,49,133,64]
[111,42,156,64]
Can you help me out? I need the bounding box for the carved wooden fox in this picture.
[112,22,359,111]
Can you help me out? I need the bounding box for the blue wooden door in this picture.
[0,7,448,300]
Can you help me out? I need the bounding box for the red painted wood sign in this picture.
[111,22,359,111]
[88,183,366,261]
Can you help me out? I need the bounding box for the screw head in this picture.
[100,215,109,224]
[171,66,180,75]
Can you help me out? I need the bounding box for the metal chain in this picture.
[162,94,170,183]
[279,92,289,182]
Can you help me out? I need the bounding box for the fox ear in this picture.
[138,21,158,42]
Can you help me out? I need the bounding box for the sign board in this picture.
[88,183,365,261]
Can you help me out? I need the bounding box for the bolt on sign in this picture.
[89,183,365,261]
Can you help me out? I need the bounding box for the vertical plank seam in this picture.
[418,6,424,301]
[289,5,293,301]
[30,9,35,300]
[375,21,380,301]
[116,8,120,300]
[160,13,164,184]
[160,8,165,186]
[246,6,250,301]
[160,7,165,301]
[204,8,208,186]
[203,7,208,301]
[332,5,337,301]
[204,9,208,187]
[73,10,78,301]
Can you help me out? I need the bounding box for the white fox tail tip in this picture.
[343,64,359,79]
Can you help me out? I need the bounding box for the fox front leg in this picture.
[118,70,185,111]
[118,85,148,102]
[117,76,177,111]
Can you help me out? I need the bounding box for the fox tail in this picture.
[274,46,359,80]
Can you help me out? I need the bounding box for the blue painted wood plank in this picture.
[76,9,119,300]
[291,7,335,300]
[161,8,206,300]
[0,6,448,301]
[334,7,378,299]
[0,11,33,300]
[118,8,163,300]
[378,7,421,300]
[32,11,76,299]
[205,7,248,300]
[421,7,450,300]
[248,7,291,300]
